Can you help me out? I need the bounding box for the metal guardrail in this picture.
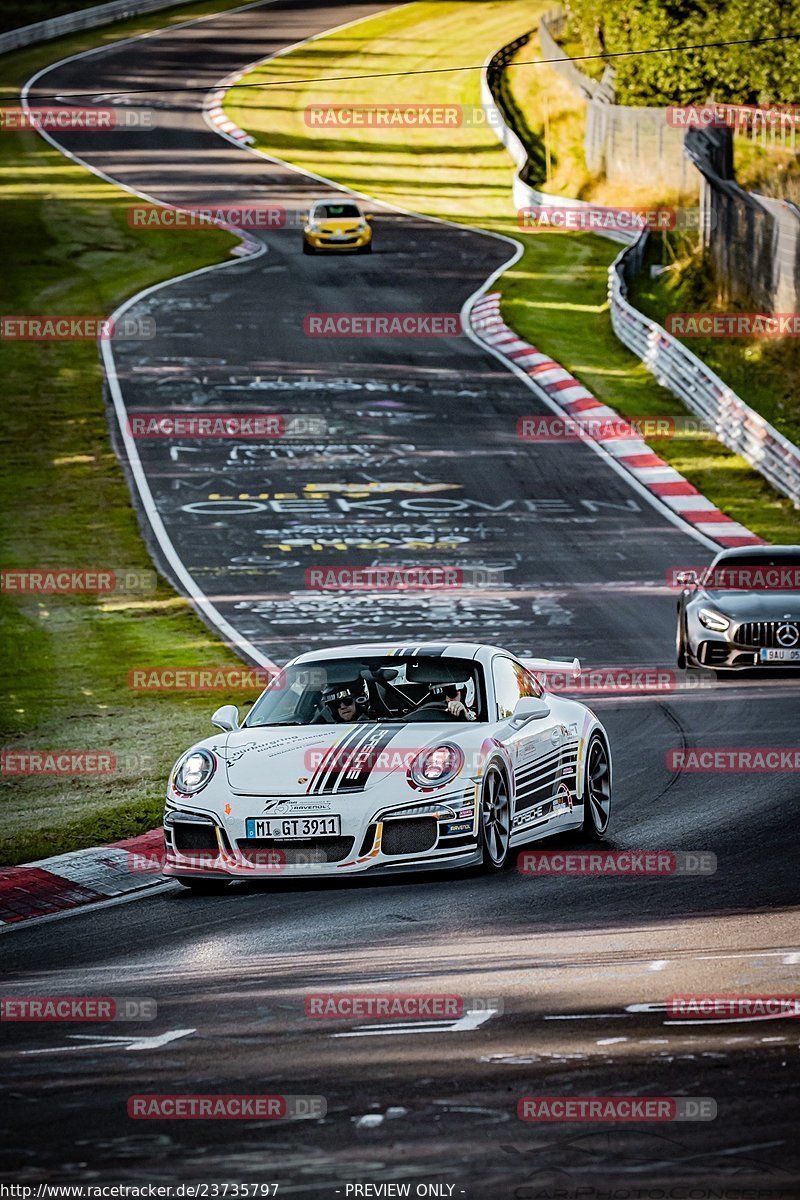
[482,34,800,507]
[684,126,785,313]
[610,234,800,507]
[539,10,697,193]
[538,8,599,100]
[481,44,636,242]
[0,0,198,55]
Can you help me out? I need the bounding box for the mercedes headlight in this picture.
[172,748,216,795]
[699,607,730,633]
[409,744,464,789]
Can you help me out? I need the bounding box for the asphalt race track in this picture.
[3,1,800,1194]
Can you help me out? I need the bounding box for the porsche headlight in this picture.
[699,607,730,633]
[172,748,216,795]
[409,744,464,789]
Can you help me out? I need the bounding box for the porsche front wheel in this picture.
[479,763,511,870]
[581,735,612,841]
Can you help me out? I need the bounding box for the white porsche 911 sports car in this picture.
[162,642,612,890]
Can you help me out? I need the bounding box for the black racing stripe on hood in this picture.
[307,723,369,795]
[310,724,404,795]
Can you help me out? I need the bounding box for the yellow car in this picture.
[303,199,373,254]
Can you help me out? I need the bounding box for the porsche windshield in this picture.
[245,656,485,726]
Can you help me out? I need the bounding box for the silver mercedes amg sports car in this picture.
[676,545,800,671]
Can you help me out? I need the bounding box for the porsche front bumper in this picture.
[162,790,481,880]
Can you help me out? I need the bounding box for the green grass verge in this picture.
[226,0,538,225]
[733,135,800,204]
[225,0,800,544]
[0,0,267,866]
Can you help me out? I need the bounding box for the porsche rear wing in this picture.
[520,657,581,678]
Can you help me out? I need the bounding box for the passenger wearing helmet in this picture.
[322,684,373,723]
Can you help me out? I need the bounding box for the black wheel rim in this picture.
[587,739,611,832]
[482,767,510,865]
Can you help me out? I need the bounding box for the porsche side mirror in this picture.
[510,696,551,725]
[211,704,239,732]
[364,214,373,222]
[676,570,699,587]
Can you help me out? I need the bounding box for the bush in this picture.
[561,0,800,105]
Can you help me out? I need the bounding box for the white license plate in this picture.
[760,647,800,662]
[246,815,341,839]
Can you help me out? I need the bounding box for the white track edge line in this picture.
[20,0,286,671]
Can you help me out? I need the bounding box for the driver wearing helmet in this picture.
[322,684,373,723]
[437,683,476,721]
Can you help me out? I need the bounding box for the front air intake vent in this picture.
[382,818,437,856]
[173,823,218,853]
